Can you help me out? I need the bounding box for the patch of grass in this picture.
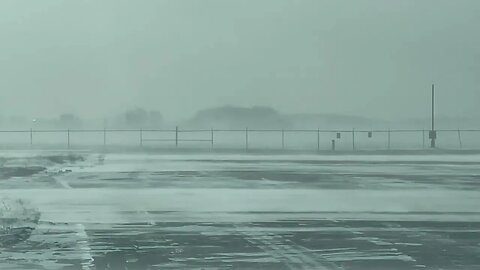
[42,154,85,164]
[0,166,46,179]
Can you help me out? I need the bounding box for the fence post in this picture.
[331,140,336,151]
[388,129,391,150]
[104,128,107,146]
[282,129,285,150]
[317,128,320,152]
[175,126,179,147]
[352,128,355,150]
[422,129,425,149]
[458,128,463,149]
[211,128,214,149]
[67,129,70,149]
[140,128,143,146]
[245,127,249,151]
[30,128,33,145]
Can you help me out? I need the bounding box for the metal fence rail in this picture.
[1,127,479,151]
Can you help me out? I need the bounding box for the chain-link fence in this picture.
[0,128,479,151]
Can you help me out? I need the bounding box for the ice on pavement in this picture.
[1,152,480,269]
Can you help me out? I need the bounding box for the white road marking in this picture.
[239,228,338,270]
[75,223,95,270]
[54,175,94,269]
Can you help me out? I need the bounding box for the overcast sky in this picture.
[0,0,479,121]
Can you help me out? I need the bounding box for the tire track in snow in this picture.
[238,228,340,270]
[75,223,95,270]
[53,174,94,269]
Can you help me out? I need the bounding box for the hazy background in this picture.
[0,0,479,128]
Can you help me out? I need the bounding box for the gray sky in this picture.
[0,0,479,121]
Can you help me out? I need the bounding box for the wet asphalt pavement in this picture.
[1,153,480,269]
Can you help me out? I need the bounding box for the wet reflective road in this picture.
[1,153,480,269]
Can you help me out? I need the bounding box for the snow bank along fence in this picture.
[0,127,479,151]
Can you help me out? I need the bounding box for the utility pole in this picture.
[245,127,249,151]
[175,126,179,147]
[211,128,214,150]
[430,84,436,148]
[352,128,355,150]
[103,119,107,146]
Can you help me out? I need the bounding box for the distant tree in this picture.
[124,108,163,128]
[125,108,148,128]
[58,113,82,128]
[8,115,29,127]
[190,106,289,129]
[148,110,163,128]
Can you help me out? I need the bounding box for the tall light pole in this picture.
[430,84,436,148]
[31,119,37,145]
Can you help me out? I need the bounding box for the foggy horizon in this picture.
[2,2,480,270]
[1,0,479,122]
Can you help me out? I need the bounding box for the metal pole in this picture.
[245,127,249,151]
[211,128,214,149]
[458,128,463,149]
[103,119,107,147]
[140,128,143,146]
[388,129,391,150]
[317,128,320,152]
[282,129,285,150]
[432,84,435,131]
[67,129,70,149]
[30,128,33,145]
[331,140,336,151]
[431,84,436,148]
[175,126,179,147]
[352,128,355,150]
[422,129,425,148]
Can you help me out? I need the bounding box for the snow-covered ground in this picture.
[1,152,480,269]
